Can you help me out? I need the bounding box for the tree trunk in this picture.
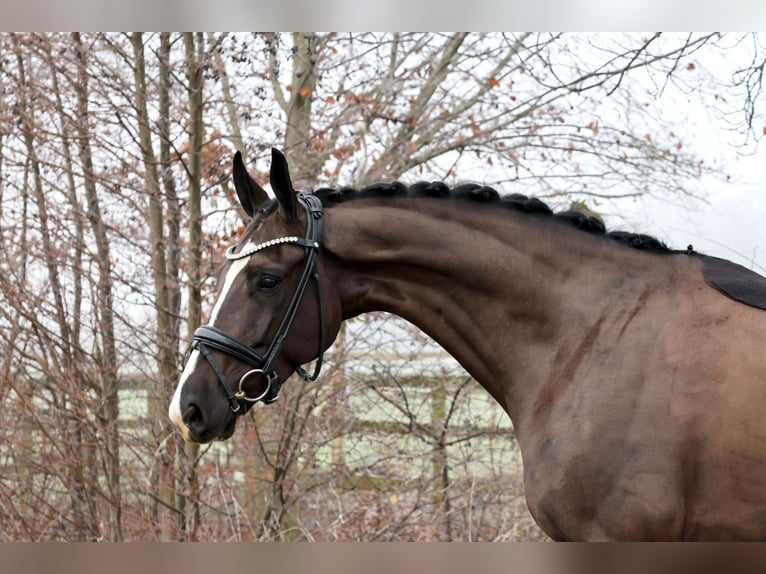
[45,34,96,540]
[158,33,183,373]
[130,31,177,540]
[431,383,452,541]
[209,33,246,158]
[269,32,324,188]
[72,32,123,541]
[179,31,205,540]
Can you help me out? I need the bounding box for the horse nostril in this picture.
[185,403,204,430]
[183,402,216,443]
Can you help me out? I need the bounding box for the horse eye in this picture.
[257,275,281,291]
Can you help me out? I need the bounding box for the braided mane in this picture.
[311,181,673,254]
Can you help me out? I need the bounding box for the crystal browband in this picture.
[225,236,320,261]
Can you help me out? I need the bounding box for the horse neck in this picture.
[322,198,665,417]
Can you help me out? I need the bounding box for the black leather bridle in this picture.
[190,193,326,413]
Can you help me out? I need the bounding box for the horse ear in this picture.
[232,151,268,217]
[270,148,298,222]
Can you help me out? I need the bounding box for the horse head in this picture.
[169,148,341,443]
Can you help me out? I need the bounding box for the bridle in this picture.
[190,193,326,413]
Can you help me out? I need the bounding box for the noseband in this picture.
[191,193,326,413]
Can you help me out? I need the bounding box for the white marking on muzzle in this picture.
[168,349,200,440]
[168,253,252,440]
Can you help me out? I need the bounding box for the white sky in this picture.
[617,151,766,274]
[600,34,766,276]
[599,55,766,275]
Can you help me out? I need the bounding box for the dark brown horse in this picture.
[169,148,766,540]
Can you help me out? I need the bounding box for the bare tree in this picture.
[1,32,123,540]
[72,32,123,540]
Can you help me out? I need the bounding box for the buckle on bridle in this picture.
[236,368,280,404]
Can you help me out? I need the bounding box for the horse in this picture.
[169,147,766,540]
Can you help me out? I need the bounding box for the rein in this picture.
[191,193,326,413]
